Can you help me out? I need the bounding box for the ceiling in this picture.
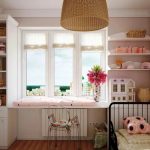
[0,0,150,10]
[0,0,150,18]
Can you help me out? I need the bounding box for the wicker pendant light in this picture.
[60,0,109,31]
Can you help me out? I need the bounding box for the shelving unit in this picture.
[108,32,150,103]
[0,23,6,107]
[0,15,18,149]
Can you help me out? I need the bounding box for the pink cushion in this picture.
[123,116,150,134]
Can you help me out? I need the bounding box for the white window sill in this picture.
[10,96,110,108]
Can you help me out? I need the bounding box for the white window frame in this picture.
[22,30,49,97]
[21,28,108,100]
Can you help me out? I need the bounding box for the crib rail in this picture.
[109,102,150,131]
[108,102,150,149]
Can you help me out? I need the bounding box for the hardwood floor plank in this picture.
[8,140,107,150]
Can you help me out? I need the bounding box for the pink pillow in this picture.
[125,117,150,134]
[123,116,145,127]
[127,119,140,134]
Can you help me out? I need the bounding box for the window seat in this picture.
[13,96,97,106]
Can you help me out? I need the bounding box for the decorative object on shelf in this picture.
[113,46,149,54]
[143,49,150,53]
[0,25,6,36]
[141,62,150,69]
[60,0,109,31]
[0,42,6,54]
[87,65,107,102]
[108,32,150,41]
[122,61,142,69]
[115,59,123,69]
[0,94,6,106]
[0,98,2,106]
[109,64,120,69]
[0,80,5,87]
[138,88,150,102]
[126,30,146,38]
[109,78,135,102]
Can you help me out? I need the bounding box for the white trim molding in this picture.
[109,8,150,17]
[0,8,3,13]
[3,9,61,18]
[2,8,150,18]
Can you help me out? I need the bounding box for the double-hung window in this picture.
[53,32,74,96]
[22,29,107,101]
[23,32,48,96]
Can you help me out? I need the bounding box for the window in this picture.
[55,48,73,96]
[22,30,107,100]
[24,32,47,96]
[53,33,74,96]
[81,33,105,96]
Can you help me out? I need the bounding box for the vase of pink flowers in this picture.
[87,65,107,102]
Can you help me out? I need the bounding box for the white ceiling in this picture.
[0,0,150,10]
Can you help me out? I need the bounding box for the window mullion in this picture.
[22,31,27,97]
[74,33,82,96]
[48,31,55,96]
[45,31,49,96]
[72,33,77,96]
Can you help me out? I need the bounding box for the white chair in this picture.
[47,109,81,149]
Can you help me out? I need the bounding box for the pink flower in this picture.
[87,66,107,86]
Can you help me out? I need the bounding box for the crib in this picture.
[109,102,150,150]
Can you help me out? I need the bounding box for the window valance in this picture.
[53,33,75,48]
[24,32,48,49]
[81,33,104,51]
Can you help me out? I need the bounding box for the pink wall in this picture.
[108,17,150,101]
[108,17,150,35]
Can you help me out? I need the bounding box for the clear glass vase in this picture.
[93,85,101,102]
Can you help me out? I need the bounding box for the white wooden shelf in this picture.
[108,37,150,42]
[0,87,6,90]
[0,54,6,57]
[0,36,6,40]
[108,69,150,71]
[108,53,150,56]
[0,70,6,72]
[108,32,150,42]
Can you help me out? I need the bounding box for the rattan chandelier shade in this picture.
[60,0,109,31]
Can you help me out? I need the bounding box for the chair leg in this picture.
[48,126,52,150]
[47,127,50,150]
[54,128,57,148]
[67,129,71,141]
[77,125,81,150]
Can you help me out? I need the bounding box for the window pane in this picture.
[55,48,73,96]
[26,49,46,96]
[53,33,74,46]
[81,33,103,47]
[82,52,100,96]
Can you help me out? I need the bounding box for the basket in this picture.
[0,94,6,106]
[0,81,5,87]
[0,27,6,36]
[126,30,146,38]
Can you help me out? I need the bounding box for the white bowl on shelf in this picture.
[109,64,120,69]
[134,62,142,69]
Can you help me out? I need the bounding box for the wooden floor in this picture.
[7,140,103,150]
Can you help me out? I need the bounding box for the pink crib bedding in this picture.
[13,96,96,107]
